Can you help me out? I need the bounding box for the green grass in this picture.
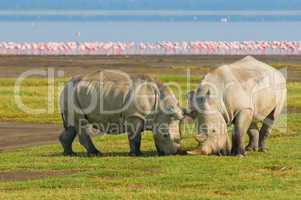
[0,113,300,199]
[0,76,300,199]
[0,77,300,123]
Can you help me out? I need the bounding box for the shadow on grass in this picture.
[41,150,160,158]
[41,149,189,158]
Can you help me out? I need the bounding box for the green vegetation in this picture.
[0,76,300,123]
[0,78,67,123]
[0,75,300,199]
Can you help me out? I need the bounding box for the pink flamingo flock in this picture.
[0,41,300,55]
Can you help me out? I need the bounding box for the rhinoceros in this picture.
[59,70,184,156]
[186,56,287,156]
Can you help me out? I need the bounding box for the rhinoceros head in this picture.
[186,85,230,155]
[152,85,185,156]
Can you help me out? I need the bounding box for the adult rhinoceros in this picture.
[59,70,184,156]
[187,56,286,156]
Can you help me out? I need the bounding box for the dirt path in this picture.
[0,169,80,182]
[0,122,61,151]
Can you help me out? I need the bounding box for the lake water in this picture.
[1,21,301,42]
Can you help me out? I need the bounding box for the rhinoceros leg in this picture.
[78,131,101,156]
[258,110,275,152]
[59,127,77,156]
[245,122,259,151]
[74,116,102,156]
[231,109,253,156]
[79,135,101,156]
[127,117,144,156]
[128,133,142,156]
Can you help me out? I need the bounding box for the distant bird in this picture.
[0,41,300,55]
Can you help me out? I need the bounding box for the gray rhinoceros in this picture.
[59,70,184,156]
[186,56,286,156]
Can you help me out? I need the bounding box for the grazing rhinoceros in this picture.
[59,70,184,156]
[186,56,286,156]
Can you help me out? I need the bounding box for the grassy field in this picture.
[0,74,301,199]
[0,76,300,123]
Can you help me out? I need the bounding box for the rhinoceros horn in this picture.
[186,135,211,155]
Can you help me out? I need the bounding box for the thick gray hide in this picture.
[188,56,287,156]
[59,70,183,156]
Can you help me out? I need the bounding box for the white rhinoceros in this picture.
[59,70,184,156]
[187,56,287,156]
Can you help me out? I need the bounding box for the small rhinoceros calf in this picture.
[59,70,185,156]
[187,56,287,156]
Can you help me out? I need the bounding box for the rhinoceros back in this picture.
[203,56,286,123]
[72,70,158,132]
[229,56,286,120]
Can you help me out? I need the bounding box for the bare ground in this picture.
[0,122,61,151]
[0,169,80,182]
[0,55,300,81]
